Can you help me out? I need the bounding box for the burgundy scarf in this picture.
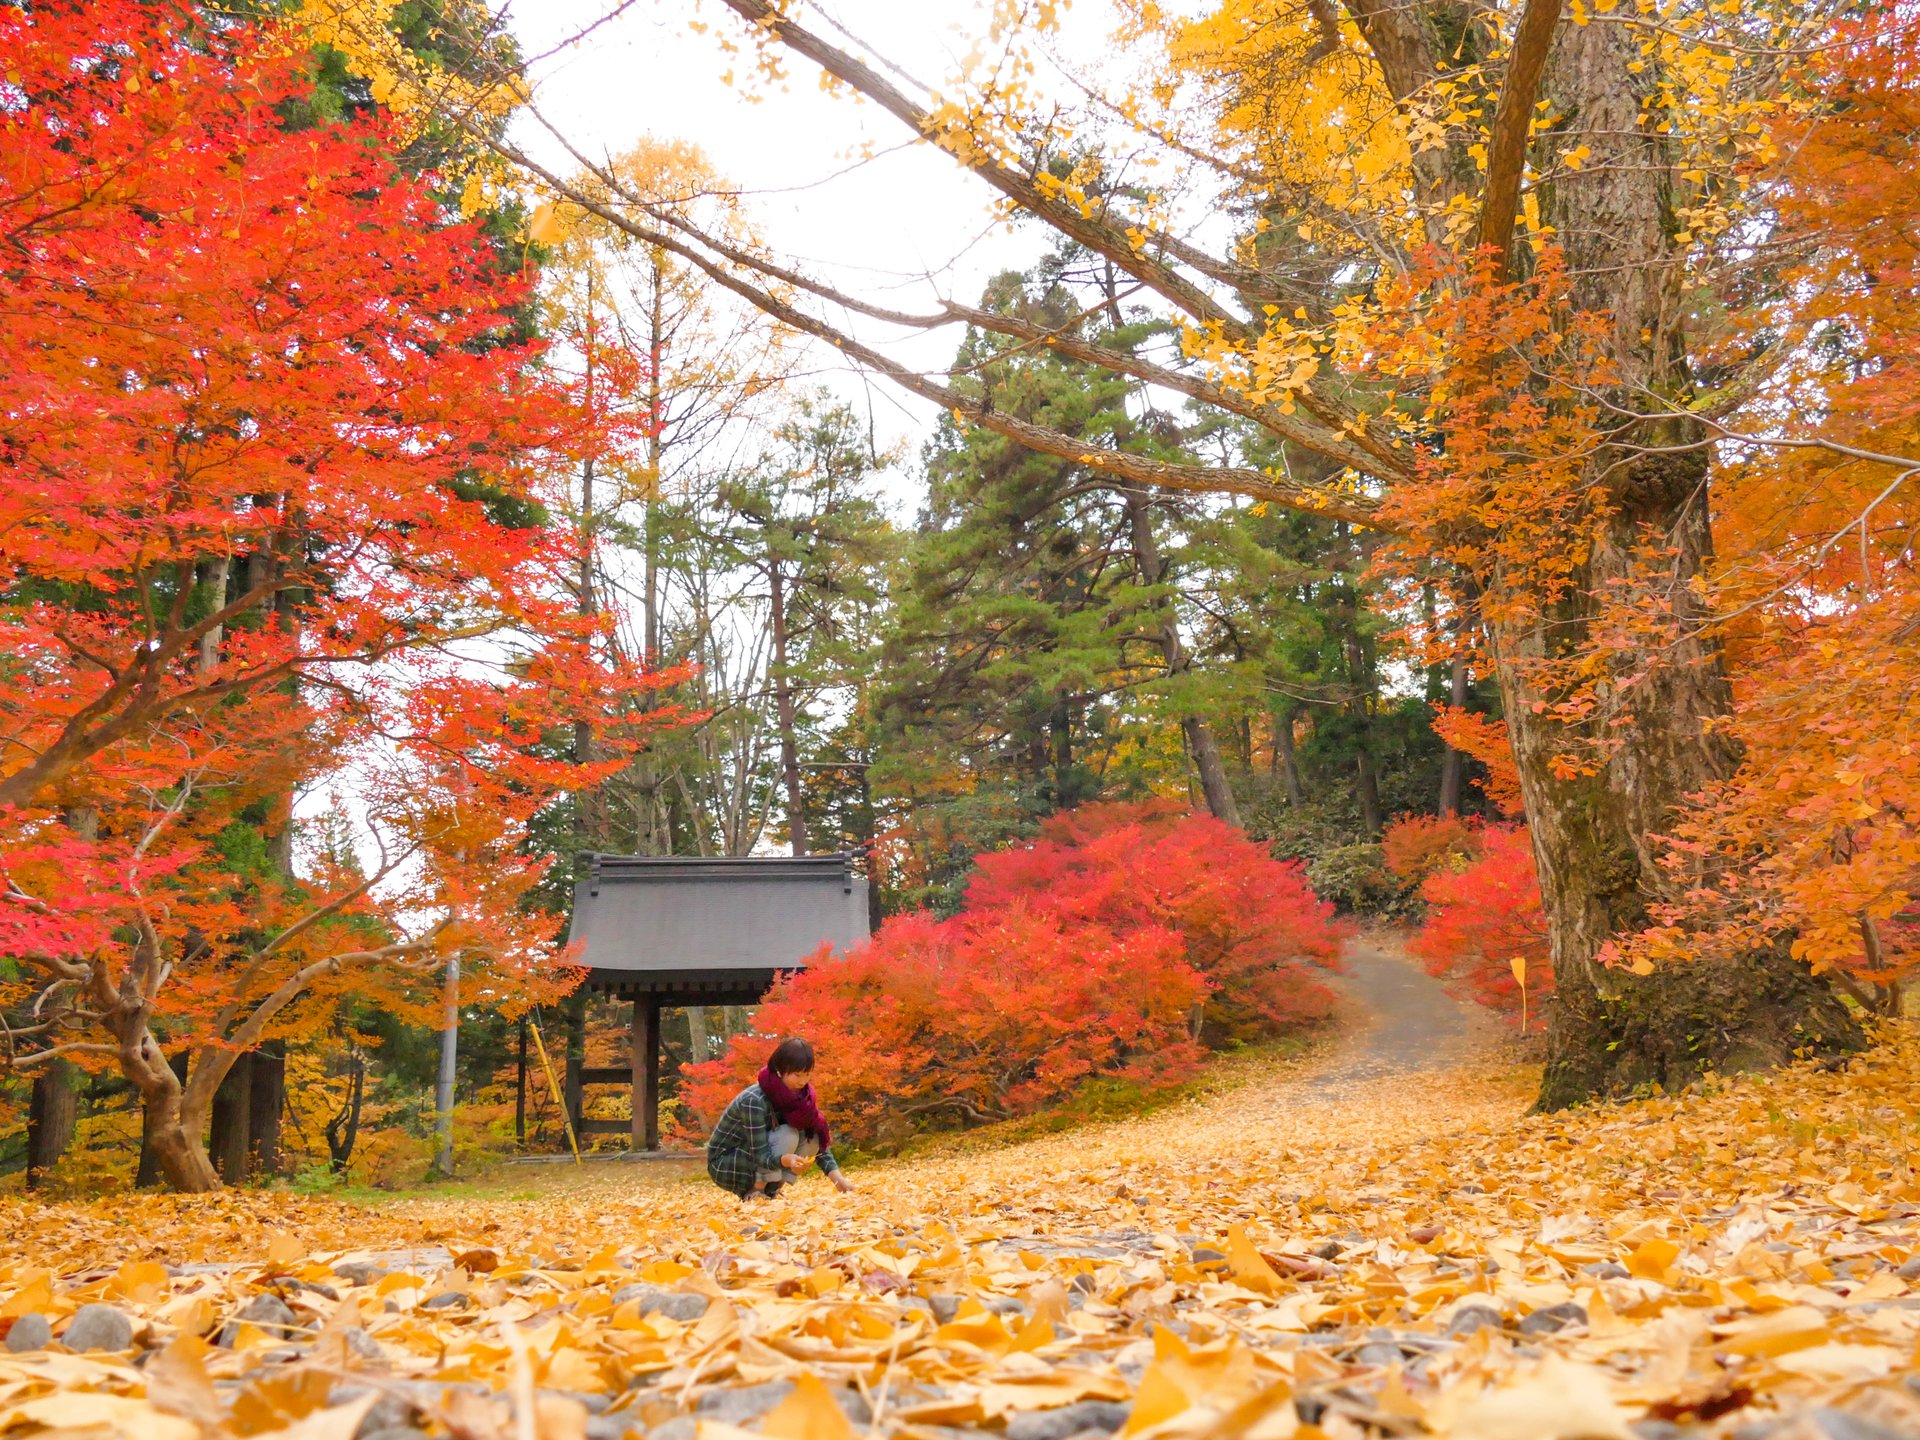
[758,1065,830,1151]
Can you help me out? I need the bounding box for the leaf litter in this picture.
[3,1028,1920,1440]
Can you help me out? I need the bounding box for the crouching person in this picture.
[706,1037,855,1199]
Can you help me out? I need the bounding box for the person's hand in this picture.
[780,1153,809,1173]
[831,1171,855,1194]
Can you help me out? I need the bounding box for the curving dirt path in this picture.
[1302,932,1497,1098]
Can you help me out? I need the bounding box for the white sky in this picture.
[500,0,1130,479]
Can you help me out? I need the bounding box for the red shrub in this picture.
[679,802,1349,1144]
[1408,825,1551,1027]
[965,802,1348,1041]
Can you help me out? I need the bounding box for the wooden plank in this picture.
[578,1067,630,1087]
[576,1118,634,1137]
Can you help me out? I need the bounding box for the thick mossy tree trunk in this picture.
[1493,479,1861,1107]
[1501,16,1863,1105]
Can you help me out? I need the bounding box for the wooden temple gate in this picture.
[532,852,871,1152]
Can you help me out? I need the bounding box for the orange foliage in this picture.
[1618,14,1920,1004]
[1380,813,1482,885]
[1428,709,1525,818]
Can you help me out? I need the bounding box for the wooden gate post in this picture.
[631,995,662,1151]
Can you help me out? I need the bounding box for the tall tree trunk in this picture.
[210,1052,253,1184]
[769,565,808,855]
[635,260,667,857]
[1050,703,1073,806]
[574,453,605,848]
[247,1040,284,1177]
[687,1005,712,1063]
[1274,708,1305,808]
[1509,15,1861,1104]
[1354,747,1383,837]
[25,1058,76,1190]
[1344,631,1383,836]
[1122,485,1241,827]
[1437,658,1470,815]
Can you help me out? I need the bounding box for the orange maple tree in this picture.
[1612,17,1920,1015]
[0,2,672,1189]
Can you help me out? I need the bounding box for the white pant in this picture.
[755,1124,818,1187]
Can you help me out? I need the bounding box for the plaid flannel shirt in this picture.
[706,1081,840,1197]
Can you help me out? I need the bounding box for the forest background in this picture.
[2,0,1915,1194]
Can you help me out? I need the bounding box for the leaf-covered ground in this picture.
[4,945,1920,1440]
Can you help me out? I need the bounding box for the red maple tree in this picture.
[0,2,673,1188]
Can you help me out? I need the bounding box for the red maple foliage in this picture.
[679,803,1346,1145]
[0,2,674,1189]
[963,801,1347,1041]
[1407,826,1551,1028]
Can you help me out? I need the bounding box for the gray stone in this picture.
[358,1430,432,1440]
[585,1416,643,1440]
[609,1285,708,1322]
[1518,1302,1588,1336]
[1583,1261,1632,1280]
[345,1388,418,1437]
[340,1326,387,1364]
[1443,1304,1503,1339]
[1897,1256,1920,1280]
[983,1295,1028,1318]
[1313,1242,1344,1261]
[420,1292,470,1310]
[1354,1342,1404,1368]
[219,1293,299,1348]
[695,1381,794,1425]
[1629,1422,1688,1440]
[1005,1400,1132,1440]
[332,1261,389,1287]
[61,1304,134,1353]
[929,1294,964,1325]
[693,1381,871,1428]
[1805,1409,1912,1440]
[1189,1247,1227,1267]
[5,1314,51,1353]
[649,1418,698,1440]
[1069,1273,1098,1296]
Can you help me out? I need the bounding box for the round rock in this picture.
[1518,1302,1588,1336]
[218,1293,298,1348]
[62,1304,134,1353]
[609,1285,708,1323]
[4,1314,52,1353]
[1443,1304,1503,1339]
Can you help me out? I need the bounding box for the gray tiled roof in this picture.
[564,853,870,993]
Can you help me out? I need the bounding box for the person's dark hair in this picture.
[768,1036,815,1076]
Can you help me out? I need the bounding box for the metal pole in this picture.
[433,952,459,1176]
